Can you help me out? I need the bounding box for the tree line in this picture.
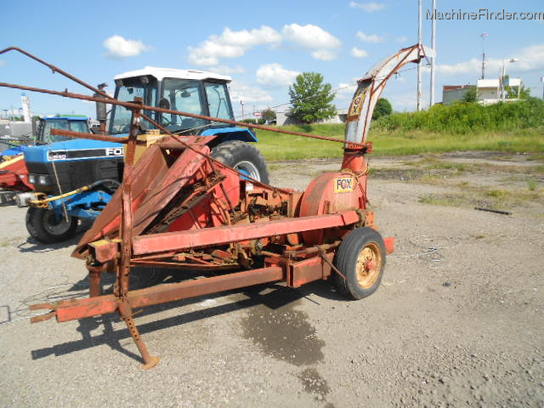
[252,72,392,125]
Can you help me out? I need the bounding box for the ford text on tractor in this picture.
[0,44,430,369]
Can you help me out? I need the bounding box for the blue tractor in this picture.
[1,115,90,156]
[17,67,269,243]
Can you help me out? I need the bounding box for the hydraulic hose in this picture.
[29,179,121,207]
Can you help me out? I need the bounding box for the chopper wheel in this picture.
[334,227,386,300]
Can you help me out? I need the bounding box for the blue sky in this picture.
[1,0,543,119]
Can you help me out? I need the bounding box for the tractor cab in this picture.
[110,67,240,137]
[37,115,89,144]
[17,67,268,245]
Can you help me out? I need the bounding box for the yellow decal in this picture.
[334,177,355,193]
[347,88,367,121]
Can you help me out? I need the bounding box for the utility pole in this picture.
[480,33,488,79]
[500,58,519,102]
[416,0,423,111]
[240,100,244,119]
[429,0,437,107]
[541,76,544,100]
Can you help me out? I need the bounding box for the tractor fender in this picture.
[201,127,257,146]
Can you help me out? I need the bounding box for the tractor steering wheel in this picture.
[158,98,174,127]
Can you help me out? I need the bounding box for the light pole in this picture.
[429,0,437,107]
[541,76,544,100]
[240,100,244,119]
[500,58,519,102]
[416,0,423,111]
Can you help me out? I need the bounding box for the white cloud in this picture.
[312,49,337,61]
[188,26,281,66]
[229,81,273,103]
[437,58,481,75]
[351,47,368,58]
[282,24,341,61]
[0,60,5,67]
[283,24,341,49]
[438,44,544,76]
[356,31,384,43]
[396,36,409,43]
[103,35,149,58]
[188,24,342,65]
[336,82,358,100]
[349,1,385,12]
[256,63,299,87]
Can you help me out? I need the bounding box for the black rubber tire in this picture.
[129,267,168,290]
[211,141,269,184]
[25,207,78,244]
[334,227,386,300]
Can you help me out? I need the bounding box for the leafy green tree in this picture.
[372,98,393,120]
[261,108,276,123]
[506,84,531,99]
[502,75,531,100]
[288,72,336,123]
[463,86,477,103]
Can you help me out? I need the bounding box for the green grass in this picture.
[527,179,538,191]
[254,99,544,160]
[419,186,543,210]
[255,124,544,161]
[374,98,544,133]
[370,127,544,156]
[256,124,344,161]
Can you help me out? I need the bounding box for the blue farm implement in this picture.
[0,115,90,204]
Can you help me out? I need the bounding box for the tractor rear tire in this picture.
[25,207,78,244]
[334,227,386,300]
[211,141,269,184]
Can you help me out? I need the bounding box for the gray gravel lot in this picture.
[0,153,543,407]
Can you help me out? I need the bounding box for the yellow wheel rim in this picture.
[355,242,382,289]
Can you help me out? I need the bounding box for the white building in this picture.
[276,108,348,126]
[442,78,523,106]
[477,78,523,105]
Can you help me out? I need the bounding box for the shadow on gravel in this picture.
[16,232,84,253]
[29,278,345,364]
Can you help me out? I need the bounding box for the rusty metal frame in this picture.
[0,46,421,369]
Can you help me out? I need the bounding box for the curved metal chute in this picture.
[345,44,433,144]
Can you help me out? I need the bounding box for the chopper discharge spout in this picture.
[340,44,431,174]
[344,44,431,146]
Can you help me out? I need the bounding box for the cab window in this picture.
[161,79,207,132]
[41,119,89,143]
[205,82,233,122]
[110,76,157,134]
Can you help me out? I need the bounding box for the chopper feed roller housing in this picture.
[1,44,431,369]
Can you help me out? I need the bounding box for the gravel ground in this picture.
[0,153,543,407]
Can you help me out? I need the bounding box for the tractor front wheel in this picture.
[334,227,386,300]
[211,141,269,184]
[25,207,78,244]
